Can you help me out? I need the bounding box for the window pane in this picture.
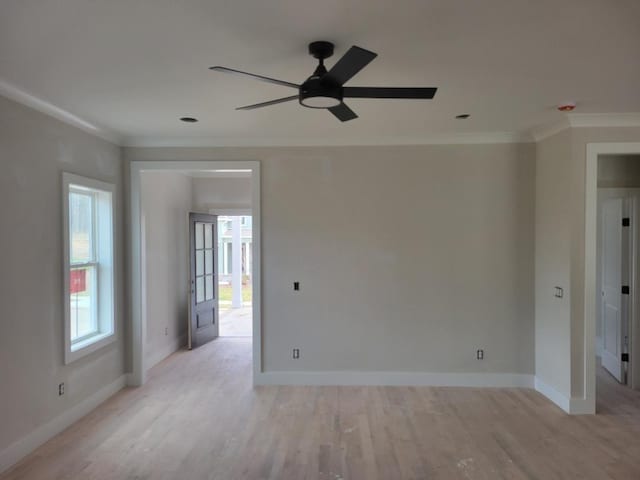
[69,191,94,263]
[70,266,97,341]
[205,250,213,275]
[204,223,213,248]
[196,276,204,303]
[205,275,214,301]
[196,250,204,276]
[195,223,204,250]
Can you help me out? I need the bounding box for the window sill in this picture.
[65,331,115,364]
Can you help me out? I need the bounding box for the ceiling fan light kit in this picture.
[209,41,438,122]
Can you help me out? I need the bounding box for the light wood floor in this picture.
[3,339,640,480]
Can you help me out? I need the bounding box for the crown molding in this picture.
[5,77,636,149]
[529,117,571,142]
[122,131,533,148]
[0,79,121,145]
[568,112,640,128]
[530,113,640,142]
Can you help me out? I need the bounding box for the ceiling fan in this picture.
[210,41,437,122]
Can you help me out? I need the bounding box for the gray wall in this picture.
[191,176,252,211]
[125,143,536,375]
[0,95,125,453]
[141,172,193,369]
[598,154,640,188]
[535,127,640,403]
[535,129,572,398]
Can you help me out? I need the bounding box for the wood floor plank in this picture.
[3,339,640,480]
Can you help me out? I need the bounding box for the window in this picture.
[194,221,216,303]
[63,173,116,363]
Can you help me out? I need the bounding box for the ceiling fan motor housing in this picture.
[300,41,342,108]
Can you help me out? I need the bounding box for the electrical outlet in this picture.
[58,383,65,396]
[476,349,484,360]
[293,348,300,359]
[293,281,300,291]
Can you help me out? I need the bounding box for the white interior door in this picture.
[601,198,624,382]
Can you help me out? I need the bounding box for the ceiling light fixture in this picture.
[209,40,437,122]
[180,117,198,123]
[455,114,470,119]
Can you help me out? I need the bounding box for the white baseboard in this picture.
[0,375,126,475]
[256,371,534,388]
[146,334,187,371]
[534,377,571,413]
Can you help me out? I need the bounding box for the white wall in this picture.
[191,176,251,211]
[140,172,193,369]
[0,95,125,466]
[125,143,536,377]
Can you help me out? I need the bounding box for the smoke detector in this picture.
[557,102,576,112]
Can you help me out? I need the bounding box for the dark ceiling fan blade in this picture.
[236,95,299,110]
[324,46,377,86]
[209,66,299,89]
[343,87,437,99]
[328,103,358,122]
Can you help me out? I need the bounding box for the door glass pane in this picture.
[205,274,214,301]
[196,276,204,303]
[196,250,204,276]
[70,265,98,341]
[195,223,204,250]
[205,250,213,275]
[69,191,94,263]
[204,223,213,248]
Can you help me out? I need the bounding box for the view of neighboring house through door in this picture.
[217,215,253,337]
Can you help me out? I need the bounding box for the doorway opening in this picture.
[586,146,640,414]
[217,215,253,337]
[130,161,261,387]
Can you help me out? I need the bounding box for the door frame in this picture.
[585,143,640,411]
[129,161,261,386]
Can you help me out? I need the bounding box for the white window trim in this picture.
[63,172,117,364]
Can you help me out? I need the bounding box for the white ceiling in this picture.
[1,0,639,146]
